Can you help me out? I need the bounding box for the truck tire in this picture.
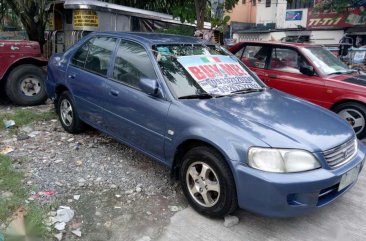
[5,64,47,106]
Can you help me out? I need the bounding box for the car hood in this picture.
[181,89,354,152]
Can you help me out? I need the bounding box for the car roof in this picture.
[93,31,212,45]
[236,41,321,48]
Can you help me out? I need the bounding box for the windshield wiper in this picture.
[178,93,213,99]
[230,88,264,94]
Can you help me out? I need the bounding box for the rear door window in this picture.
[269,47,311,74]
[241,45,269,68]
[84,37,117,76]
[71,38,94,68]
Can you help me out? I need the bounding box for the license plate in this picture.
[338,164,361,191]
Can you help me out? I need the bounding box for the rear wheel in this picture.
[180,146,237,217]
[5,64,47,106]
[57,91,85,134]
[334,102,366,139]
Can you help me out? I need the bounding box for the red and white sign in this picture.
[177,55,262,95]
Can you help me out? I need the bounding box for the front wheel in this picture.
[180,146,237,217]
[5,64,47,106]
[57,91,85,134]
[334,102,366,139]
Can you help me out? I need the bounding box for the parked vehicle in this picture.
[46,32,365,217]
[0,40,48,106]
[229,41,366,139]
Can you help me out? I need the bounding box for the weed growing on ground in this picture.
[0,155,48,239]
[0,109,56,130]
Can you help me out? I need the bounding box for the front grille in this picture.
[323,138,357,168]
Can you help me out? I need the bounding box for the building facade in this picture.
[227,0,366,46]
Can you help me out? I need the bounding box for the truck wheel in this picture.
[334,102,366,139]
[5,64,47,106]
[180,146,237,217]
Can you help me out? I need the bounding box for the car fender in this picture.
[332,94,366,108]
[165,125,247,171]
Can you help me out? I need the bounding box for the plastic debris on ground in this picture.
[3,119,15,128]
[5,207,26,236]
[71,228,82,237]
[0,146,14,155]
[54,232,63,241]
[53,206,74,223]
[29,191,56,200]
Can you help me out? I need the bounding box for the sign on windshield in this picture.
[177,55,261,95]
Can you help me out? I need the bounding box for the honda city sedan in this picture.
[46,32,366,217]
[230,41,366,139]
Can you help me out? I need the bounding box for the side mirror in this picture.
[139,78,161,97]
[300,65,315,76]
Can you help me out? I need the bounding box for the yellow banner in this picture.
[73,10,99,29]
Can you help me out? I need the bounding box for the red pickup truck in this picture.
[229,41,366,139]
[0,40,48,106]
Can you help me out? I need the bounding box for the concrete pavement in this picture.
[158,150,366,241]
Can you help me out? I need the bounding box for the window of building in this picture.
[112,40,157,90]
[252,0,256,6]
[242,0,246,4]
[287,0,313,9]
[266,0,271,8]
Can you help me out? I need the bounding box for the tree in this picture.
[4,0,48,48]
[312,0,363,12]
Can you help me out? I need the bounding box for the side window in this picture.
[241,45,269,68]
[84,37,117,76]
[234,46,245,59]
[269,47,310,74]
[71,38,93,68]
[112,40,157,90]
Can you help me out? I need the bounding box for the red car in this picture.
[229,41,366,139]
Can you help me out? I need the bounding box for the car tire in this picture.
[5,64,47,106]
[57,91,85,134]
[334,102,366,139]
[180,146,237,217]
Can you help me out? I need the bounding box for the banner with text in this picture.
[177,55,261,95]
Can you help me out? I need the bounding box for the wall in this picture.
[256,0,287,26]
[309,30,344,45]
[226,1,257,24]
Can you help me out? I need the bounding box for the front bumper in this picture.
[234,141,366,217]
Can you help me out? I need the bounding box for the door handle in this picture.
[68,73,76,79]
[268,74,278,78]
[110,90,119,96]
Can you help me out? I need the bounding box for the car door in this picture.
[234,44,271,82]
[104,39,170,161]
[67,36,117,129]
[265,46,326,106]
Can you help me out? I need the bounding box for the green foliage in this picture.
[313,0,360,12]
[0,155,49,239]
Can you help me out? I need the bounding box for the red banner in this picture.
[307,7,366,29]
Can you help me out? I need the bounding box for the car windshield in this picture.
[153,44,265,99]
[302,47,352,75]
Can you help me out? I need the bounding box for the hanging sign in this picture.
[73,10,99,30]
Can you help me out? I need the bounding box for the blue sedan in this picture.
[46,32,366,217]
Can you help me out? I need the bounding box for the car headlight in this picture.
[248,147,321,173]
